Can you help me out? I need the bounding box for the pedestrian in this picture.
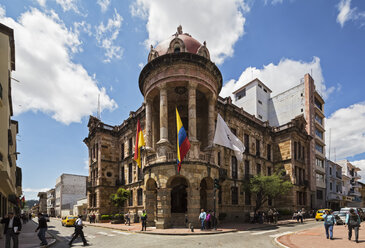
[268,209,273,224]
[68,215,89,247]
[124,211,130,226]
[346,208,361,243]
[140,210,147,231]
[250,211,255,224]
[206,210,211,229]
[199,209,206,230]
[297,210,303,223]
[28,213,32,220]
[35,213,48,246]
[323,210,336,240]
[1,212,22,248]
[273,208,278,224]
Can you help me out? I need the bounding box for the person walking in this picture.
[205,211,211,229]
[69,215,89,247]
[273,209,279,224]
[323,210,336,240]
[124,212,130,226]
[35,213,48,246]
[199,209,206,230]
[1,212,22,248]
[140,210,147,231]
[346,208,361,243]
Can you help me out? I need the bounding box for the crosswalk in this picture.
[237,229,293,238]
[64,230,133,241]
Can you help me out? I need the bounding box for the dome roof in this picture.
[148,26,210,62]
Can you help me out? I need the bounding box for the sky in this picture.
[0,0,364,200]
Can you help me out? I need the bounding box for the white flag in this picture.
[213,114,245,162]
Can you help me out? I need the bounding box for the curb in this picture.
[273,232,293,248]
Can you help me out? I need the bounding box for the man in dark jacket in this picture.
[1,212,22,248]
[35,213,48,246]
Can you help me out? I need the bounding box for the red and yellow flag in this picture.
[133,120,145,168]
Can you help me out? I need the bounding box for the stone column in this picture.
[207,94,216,147]
[158,83,168,143]
[145,98,153,149]
[187,183,201,228]
[188,82,199,159]
[155,188,171,229]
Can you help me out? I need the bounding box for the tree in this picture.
[247,172,292,213]
[110,188,131,212]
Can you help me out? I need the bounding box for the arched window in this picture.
[231,156,237,179]
[174,47,180,53]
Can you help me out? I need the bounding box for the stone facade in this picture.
[84,27,312,228]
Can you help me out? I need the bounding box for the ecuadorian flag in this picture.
[133,119,145,168]
[176,108,191,172]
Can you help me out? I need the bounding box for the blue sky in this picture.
[0,0,364,200]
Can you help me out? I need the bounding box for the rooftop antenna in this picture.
[334,147,336,162]
[97,94,101,119]
[328,128,331,160]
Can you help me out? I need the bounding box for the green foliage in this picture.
[247,171,292,212]
[110,188,131,209]
[101,215,112,220]
[113,214,124,220]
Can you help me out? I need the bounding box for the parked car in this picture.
[315,209,332,221]
[61,215,77,227]
[335,212,347,225]
[43,214,50,222]
[340,207,365,221]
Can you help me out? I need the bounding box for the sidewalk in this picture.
[82,218,315,235]
[277,224,365,248]
[0,220,56,248]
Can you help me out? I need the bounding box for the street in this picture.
[46,218,322,248]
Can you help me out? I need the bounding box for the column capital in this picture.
[144,97,153,105]
[188,81,198,90]
[207,94,217,103]
[158,82,168,90]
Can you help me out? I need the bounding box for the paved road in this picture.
[47,218,322,248]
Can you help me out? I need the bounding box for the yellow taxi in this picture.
[61,215,78,227]
[315,209,332,221]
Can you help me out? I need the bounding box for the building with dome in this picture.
[84,26,315,228]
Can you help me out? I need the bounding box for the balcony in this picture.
[348,190,361,197]
[328,192,342,201]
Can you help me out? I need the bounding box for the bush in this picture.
[113,214,124,220]
[100,215,112,220]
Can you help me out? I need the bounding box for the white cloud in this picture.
[23,187,50,193]
[138,62,144,69]
[130,0,246,64]
[95,8,123,63]
[336,0,365,27]
[84,159,89,170]
[326,102,365,160]
[36,0,47,7]
[56,0,80,13]
[0,8,117,124]
[73,21,92,37]
[220,57,333,101]
[97,0,111,13]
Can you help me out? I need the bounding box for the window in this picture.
[256,164,261,175]
[129,138,133,156]
[267,144,271,161]
[258,100,262,104]
[231,128,236,135]
[121,166,125,185]
[256,139,260,157]
[174,47,180,53]
[217,152,221,166]
[128,163,133,184]
[129,190,133,206]
[231,156,237,179]
[315,143,323,154]
[316,158,324,168]
[245,189,251,205]
[235,88,246,101]
[218,189,222,205]
[258,115,262,119]
[329,167,332,175]
[244,160,250,180]
[121,144,125,160]
[330,182,333,191]
[138,166,143,181]
[264,88,267,93]
[231,187,238,205]
[314,98,323,111]
[316,173,324,182]
[258,84,262,88]
[267,167,272,176]
[315,114,323,125]
[316,189,323,200]
[137,189,143,206]
[315,129,323,139]
[244,134,249,153]
[106,172,112,177]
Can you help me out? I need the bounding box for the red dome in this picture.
[155,33,202,56]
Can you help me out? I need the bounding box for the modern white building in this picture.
[337,160,362,207]
[55,173,87,217]
[46,188,55,217]
[233,74,326,209]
